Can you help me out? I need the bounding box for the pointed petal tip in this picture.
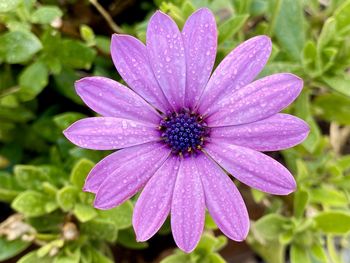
[135,233,148,243]
[149,10,173,23]
[259,35,272,43]
[250,35,272,48]
[299,119,311,143]
[177,243,196,254]
[304,122,311,134]
[82,185,95,193]
[154,10,166,15]
[62,127,71,139]
[74,79,85,95]
[150,10,166,20]
[195,7,214,15]
[62,123,77,142]
[279,178,297,196]
[135,237,143,243]
[74,77,101,96]
[111,33,118,44]
[111,33,134,43]
[133,221,152,242]
[224,219,250,242]
[287,72,303,83]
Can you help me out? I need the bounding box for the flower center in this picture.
[160,111,209,155]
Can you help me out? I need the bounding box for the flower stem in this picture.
[89,0,123,34]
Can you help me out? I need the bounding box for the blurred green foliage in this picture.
[0,0,350,262]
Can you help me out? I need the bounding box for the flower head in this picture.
[63,8,309,252]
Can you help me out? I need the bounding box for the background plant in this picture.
[0,0,349,262]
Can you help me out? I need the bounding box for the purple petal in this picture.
[84,142,163,193]
[63,117,159,150]
[196,154,249,241]
[196,35,272,114]
[206,73,303,126]
[210,114,310,151]
[75,77,161,123]
[111,34,171,112]
[133,156,180,241]
[147,11,186,111]
[206,142,296,195]
[171,157,205,253]
[182,8,217,109]
[94,145,170,209]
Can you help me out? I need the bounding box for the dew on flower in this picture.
[62,7,310,254]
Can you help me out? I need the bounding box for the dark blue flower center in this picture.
[160,111,208,154]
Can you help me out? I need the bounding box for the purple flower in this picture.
[63,8,309,252]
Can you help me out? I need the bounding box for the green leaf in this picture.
[196,233,227,253]
[0,31,42,64]
[37,239,64,258]
[18,61,49,101]
[17,250,51,263]
[0,105,34,122]
[218,14,249,43]
[314,93,350,125]
[294,90,321,153]
[309,187,348,207]
[0,237,30,261]
[80,25,95,46]
[320,47,338,72]
[28,214,63,232]
[57,185,78,211]
[310,243,328,263]
[294,189,309,218]
[322,75,350,97]
[38,165,67,186]
[272,0,305,60]
[14,165,47,190]
[208,253,226,263]
[95,36,110,54]
[68,148,104,164]
[290,245,311,263]
[89,248,113,263]
[31,6,63,24]
[196,233,218,253]
[204,212,218,230]
[253,214,290,242]
[12,191,48,217]
[117,228,148,249]
[53,68,82,104]
[160,254,189,263]
[314,211,350,234]
[251,0,269,16]
[181,1,196,19]
[73,203,97,222]
[0,172,22,202]
[98,201,133,229]
[251,188,266,203]
[334,0,350,34]
[80,219,118,242]
[317,18,336,51]
[302,40,317,70]
[53,247,80,263]
[70,159,95,189]
[60,39,96,69]
[40,29,62,74]
[0,0,21,12]
[54,112,86,131]
[159,2,185,27]
[336,155,350,171]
